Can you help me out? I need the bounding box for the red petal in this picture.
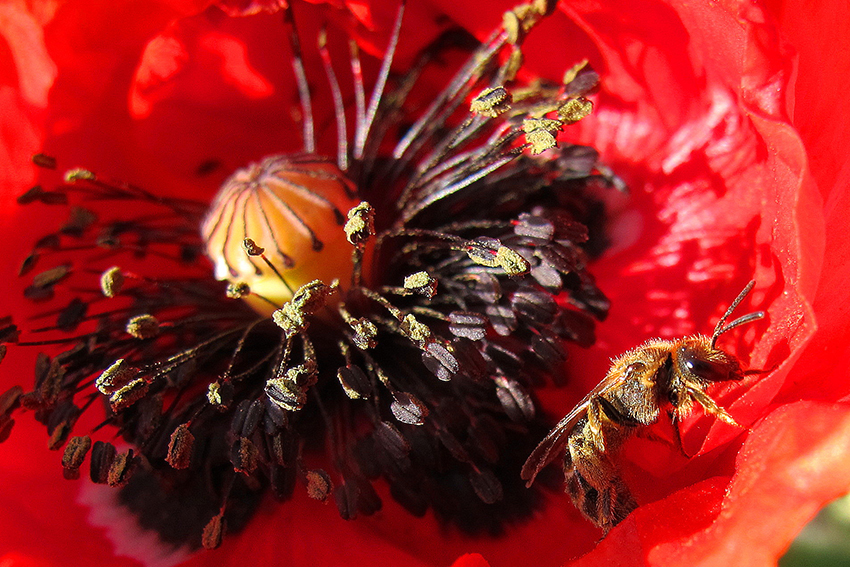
[451,554,492,567]
[766,0,850,404]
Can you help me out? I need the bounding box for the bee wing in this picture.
[520,366,635,487]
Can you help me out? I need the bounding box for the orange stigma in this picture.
[201,154,362,314]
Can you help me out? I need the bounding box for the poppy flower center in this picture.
[201,154,362,314]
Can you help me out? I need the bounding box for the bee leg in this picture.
[669,409,693,458]
[685,382,742,428]
[634,411,689,456]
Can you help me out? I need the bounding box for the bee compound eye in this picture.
[683,354,727,382]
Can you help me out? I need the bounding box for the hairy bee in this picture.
[521,281,765,532]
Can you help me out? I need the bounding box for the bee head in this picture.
[675,340,739,383]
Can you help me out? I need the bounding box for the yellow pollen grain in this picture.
[496,246,530,275]
[100,267,124,298]
[402,314,431,343]
[562,59,589,85]
[559,98,594,123]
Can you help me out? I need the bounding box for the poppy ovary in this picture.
[201,154,366,314]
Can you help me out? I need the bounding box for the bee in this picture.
[521,281,765,532]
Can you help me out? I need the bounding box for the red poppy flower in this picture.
[1,0,848,566]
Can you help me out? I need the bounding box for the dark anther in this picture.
[166,424,195,470]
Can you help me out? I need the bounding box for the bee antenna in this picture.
[710,280,764,349]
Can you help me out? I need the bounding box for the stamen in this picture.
[470,86,513,117]
[61,435,91,480]
[243,238,295,297]
[354,2,405,159]
[284,2,315,154]
[202,511,226,550]
[305,469,333,502]
[99,266,125,297]
[318,28,349,171]
[125,314,160,339]
[165,423,195,469]
[32,153,57,169]
[349,39,367,152]
[558,97,594,123]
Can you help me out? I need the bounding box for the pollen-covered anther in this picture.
[470,87,512,118]
[532,0,558,16]
[349,317,378,350]
[265,377,305,412]
[305,469,333,502]
[503,2,550,43]
[504,48,524,82]
[202,512,226,550]
[344,202,375,246]
[100,267,124,297]
[107,449,135,488]
[337,365,371,399]
[401,314,432,344]
[502,10,523,44]
[558,97,594,124]
[166,423,195,469]
[562,59,589,85]
[496,246,531,275]
[48,414,75,451]
[207,380,234,408]
[288,360,319,388]
[523,118,563,154]
[242,238,264,256]
[109,378,149,412]
[265,359,319,412]
[466,237,530,276]
[234,437,259,474]
[95,359,138,395]
[126,314,160,339]
[61,435,91,480]
[265,365,317,413]
[64,168,96,183]
[403,271,437,298]
[272,280,338,337]
[225,282,250,299]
